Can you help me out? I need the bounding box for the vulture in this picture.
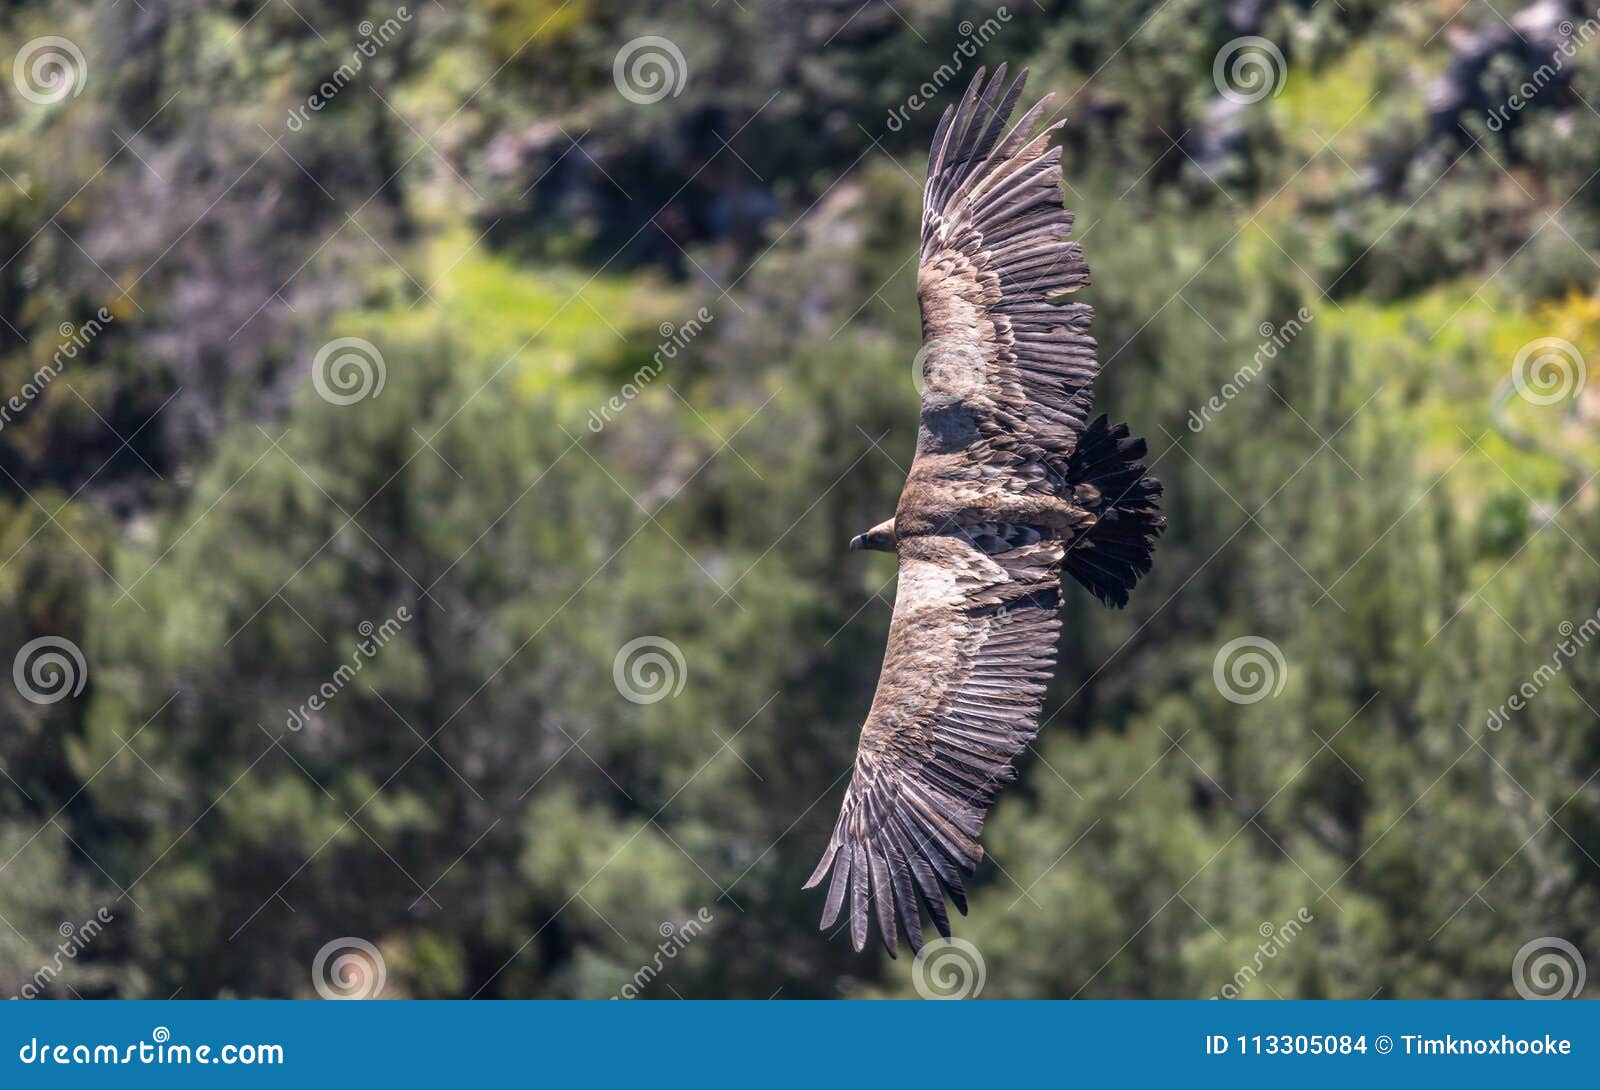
[804,66,1165,956]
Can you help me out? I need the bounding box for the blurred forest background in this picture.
[1,0,1599,1000]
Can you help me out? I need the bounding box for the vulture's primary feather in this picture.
[806,65,1166,957]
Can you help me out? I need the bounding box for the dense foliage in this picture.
[1,0,1597,999]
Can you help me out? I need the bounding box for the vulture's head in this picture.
[849,518,897,553]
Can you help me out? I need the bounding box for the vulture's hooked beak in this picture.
[849,534,865,552]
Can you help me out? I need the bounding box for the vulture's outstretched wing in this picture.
[916,64,1096,464]
[803,534,1062,955]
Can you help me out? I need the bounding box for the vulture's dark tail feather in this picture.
[1063,414,1165,608]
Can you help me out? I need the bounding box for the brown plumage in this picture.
[807,66,1165,956]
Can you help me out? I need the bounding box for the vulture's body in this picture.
[805,66,1165,956]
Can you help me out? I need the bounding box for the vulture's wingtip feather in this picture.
[801,842,836,890]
